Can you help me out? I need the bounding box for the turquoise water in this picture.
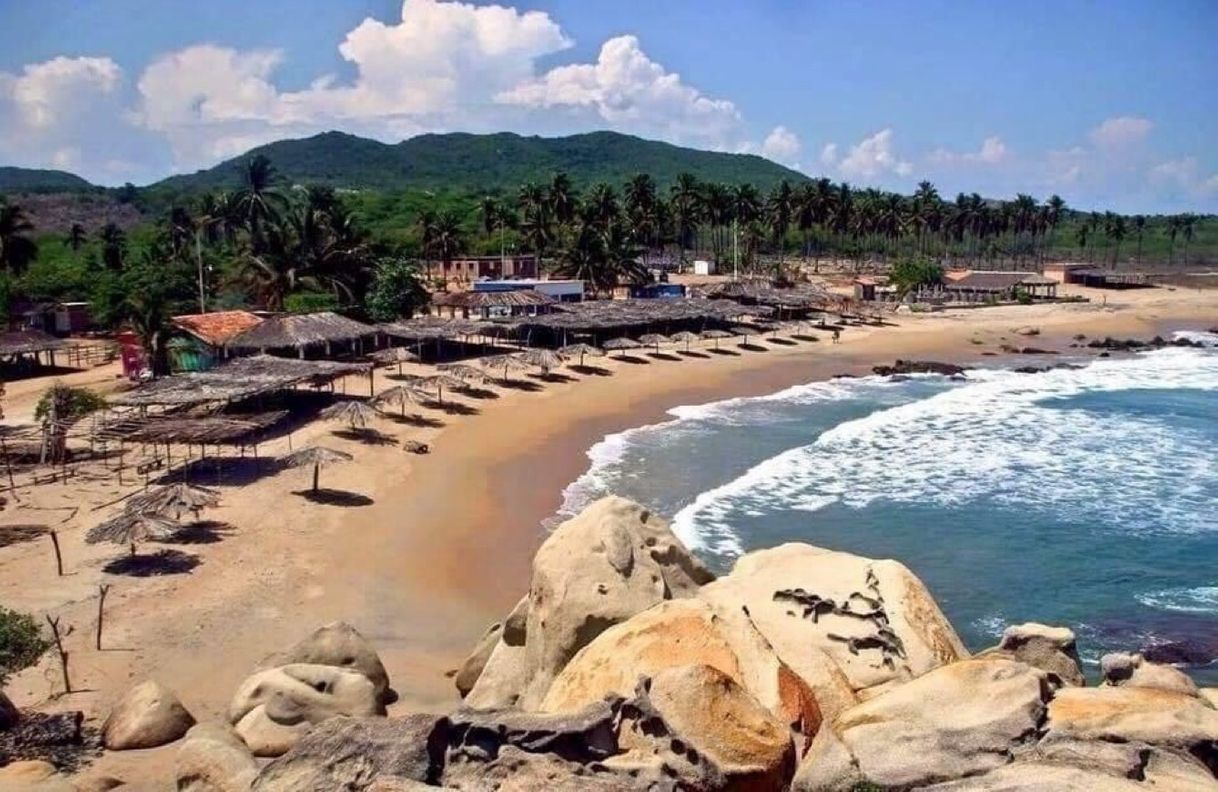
[558,331,1218,680]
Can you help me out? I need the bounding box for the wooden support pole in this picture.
[49,530,64,576]
[45,615,73,695]
[95,584,110,650]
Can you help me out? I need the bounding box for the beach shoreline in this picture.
[3,284,1216,786]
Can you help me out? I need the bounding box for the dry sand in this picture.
[1,283,1215,786]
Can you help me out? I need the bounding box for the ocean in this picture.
[558,330,1218,681]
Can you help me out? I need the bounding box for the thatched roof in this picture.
[374,385,431,412]
[379,317,502,341]
[101,410,288,444]
[638,333,670,346]
[514,298,767,333]
[0,329,70,356]
[432,290,555,309]
[558,343,604,358]
[227,312,375,351]
[436,363,494,383]
[370,346,419,364]
[86,512,181,546]
[172,311,263,346]
[942,271,1056,292]
[127,483,221,519]
[280,446,352,469]
[603,337,640,350]
[516,349,566,370]
[112,355,371,407]
[319,400,379,428]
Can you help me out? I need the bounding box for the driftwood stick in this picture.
[45,615,74,695]
[96,584,111,650]
[49,529,64,576]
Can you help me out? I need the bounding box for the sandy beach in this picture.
[2,283,1216,785]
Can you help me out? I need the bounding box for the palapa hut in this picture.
[431,289,555,319]
[168,310,263,372]
[226,311,377,359]
[0,329,71,371]
[280,445,352,493]
[87,512,182,557]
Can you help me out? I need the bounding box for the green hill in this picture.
[146,130,808,200]
[0,166,96,194]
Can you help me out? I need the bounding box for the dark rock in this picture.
[872,360,968,377]
[0,709,99,773]
[253,715,448,791]
[0,690,18,730]
[447,702,618,765]
[441,745,653,791]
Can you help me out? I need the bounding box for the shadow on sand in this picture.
[766,337,798,346]
[738,342,769,353]
[455,386,499,400]
[611,355,651,365]
[706,347,740,356]
[103,549,201,577]
[332,428,399,446]
[569,364,613,376]
[386,413,445,428]
[676,350,711,359]
[160,520,237,545]
[530,371,577,384]
[498,378,544,392]
[295,488,374,507]
[646,352,683,362]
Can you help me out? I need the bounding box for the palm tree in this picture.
[0,201,38,276]
[518,182,552,270]
[430,210,465,278]
[1181,214,1196,266]
[549,172,578,226]
[1133,215,1146,264]
[480,196,508,263]
[67,223,87,252]
[624,174,659,264]
[234,154,286,249]
[1167,216,1180,266]
[767,181,794,278]
[731,183,762,275]
[670,173,702,271]
[1104,213,1127,268]
[99,223,126,271]
[912,181,941,256]
[1044,195,1066,262]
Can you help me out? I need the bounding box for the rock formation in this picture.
[101,680,196,750]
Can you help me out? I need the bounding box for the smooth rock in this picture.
[1100,651,1199,696]
[463,639,527,709]
[442,745,650,792]
[260,622,390,702]
[518,496,713,708]
[977,622,1085,687]
[102,680,196,750]
[540,598,820,738]
[253,715,445,791]
[454,621,501,698]
[229,663,384,756]
[698,543,965,714]
[1046,686,1218,758]
[794,659,1051,790]
[175,722,259,792]
[1202,688,1218,708]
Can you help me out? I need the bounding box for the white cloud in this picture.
[759,125,800,166]
[1149,157,1218,196]
[929,135,1009,166]
[1089,116,1153,148]
[0,56,121,129]
[496,34,742,147]
[821,129,911,180]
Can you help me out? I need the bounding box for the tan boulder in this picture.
[175,721,259,792]
[459,595,528,702]
[229,663,383,756]
[1100,651,1199,696]
[0,761,74,791]
[1046,686,1218,755]
[613,665,795,791]
[794,659,1051,790]
[976,623,1085,687]
[916,762,1155,791]
[698,543,965,714]
[540,598,820,738]
[1202,688,1218,708]
[517,496,713,708]
[454,621,501,698]
[102,680,196,750]
[260,622,389,702]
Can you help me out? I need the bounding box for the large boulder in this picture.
[794,659,1052,790]
[698,543,965,715]
[976,623,1085,687]
[540,598,820,738]
[1100,651,1199,696]
[175,721,260,792]
[1046,686,1218,760]
[260,622,390,702]
[0,760,75,792]
[254,715,446,791]
[229,663,384,756]
[461,596,529,707]
[610,665,796,792]
[516,497,713,708]
[102,679,196,750]
[1203,688,1218,708]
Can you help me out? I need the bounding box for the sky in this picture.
[1,0,1215,213]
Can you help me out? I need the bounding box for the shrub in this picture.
[33,384,107,424]
[283,291,340,314]
[0,607,50,686]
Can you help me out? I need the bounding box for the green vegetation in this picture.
[889,257,945,297]
[0,166,95,194]
[0,606,50,685]
[34,384,108,423]
[366,258,429,322]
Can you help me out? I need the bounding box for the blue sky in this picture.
[1,0,1215,212]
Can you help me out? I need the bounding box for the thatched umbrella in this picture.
[87,512,182,557]
[281,446,353,493]
[638,333,670,353]
[374,385,431,416]
[729,325,757,341]
[670,331,701,352]
[516,348,567,374]
[603,337,640,358]
[126,483,220,521]
[437,363,495,386]
[319,400,380,429]
[413,373,465,404]
[371,346,419,375]
[558,343,604,367]
[699,329,734,350]
[482,354,532,383]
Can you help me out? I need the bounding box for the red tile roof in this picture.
[172,310,263,346]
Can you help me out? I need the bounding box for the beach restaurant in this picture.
[941,271,1059,302]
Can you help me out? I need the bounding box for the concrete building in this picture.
[441,255,538,282]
